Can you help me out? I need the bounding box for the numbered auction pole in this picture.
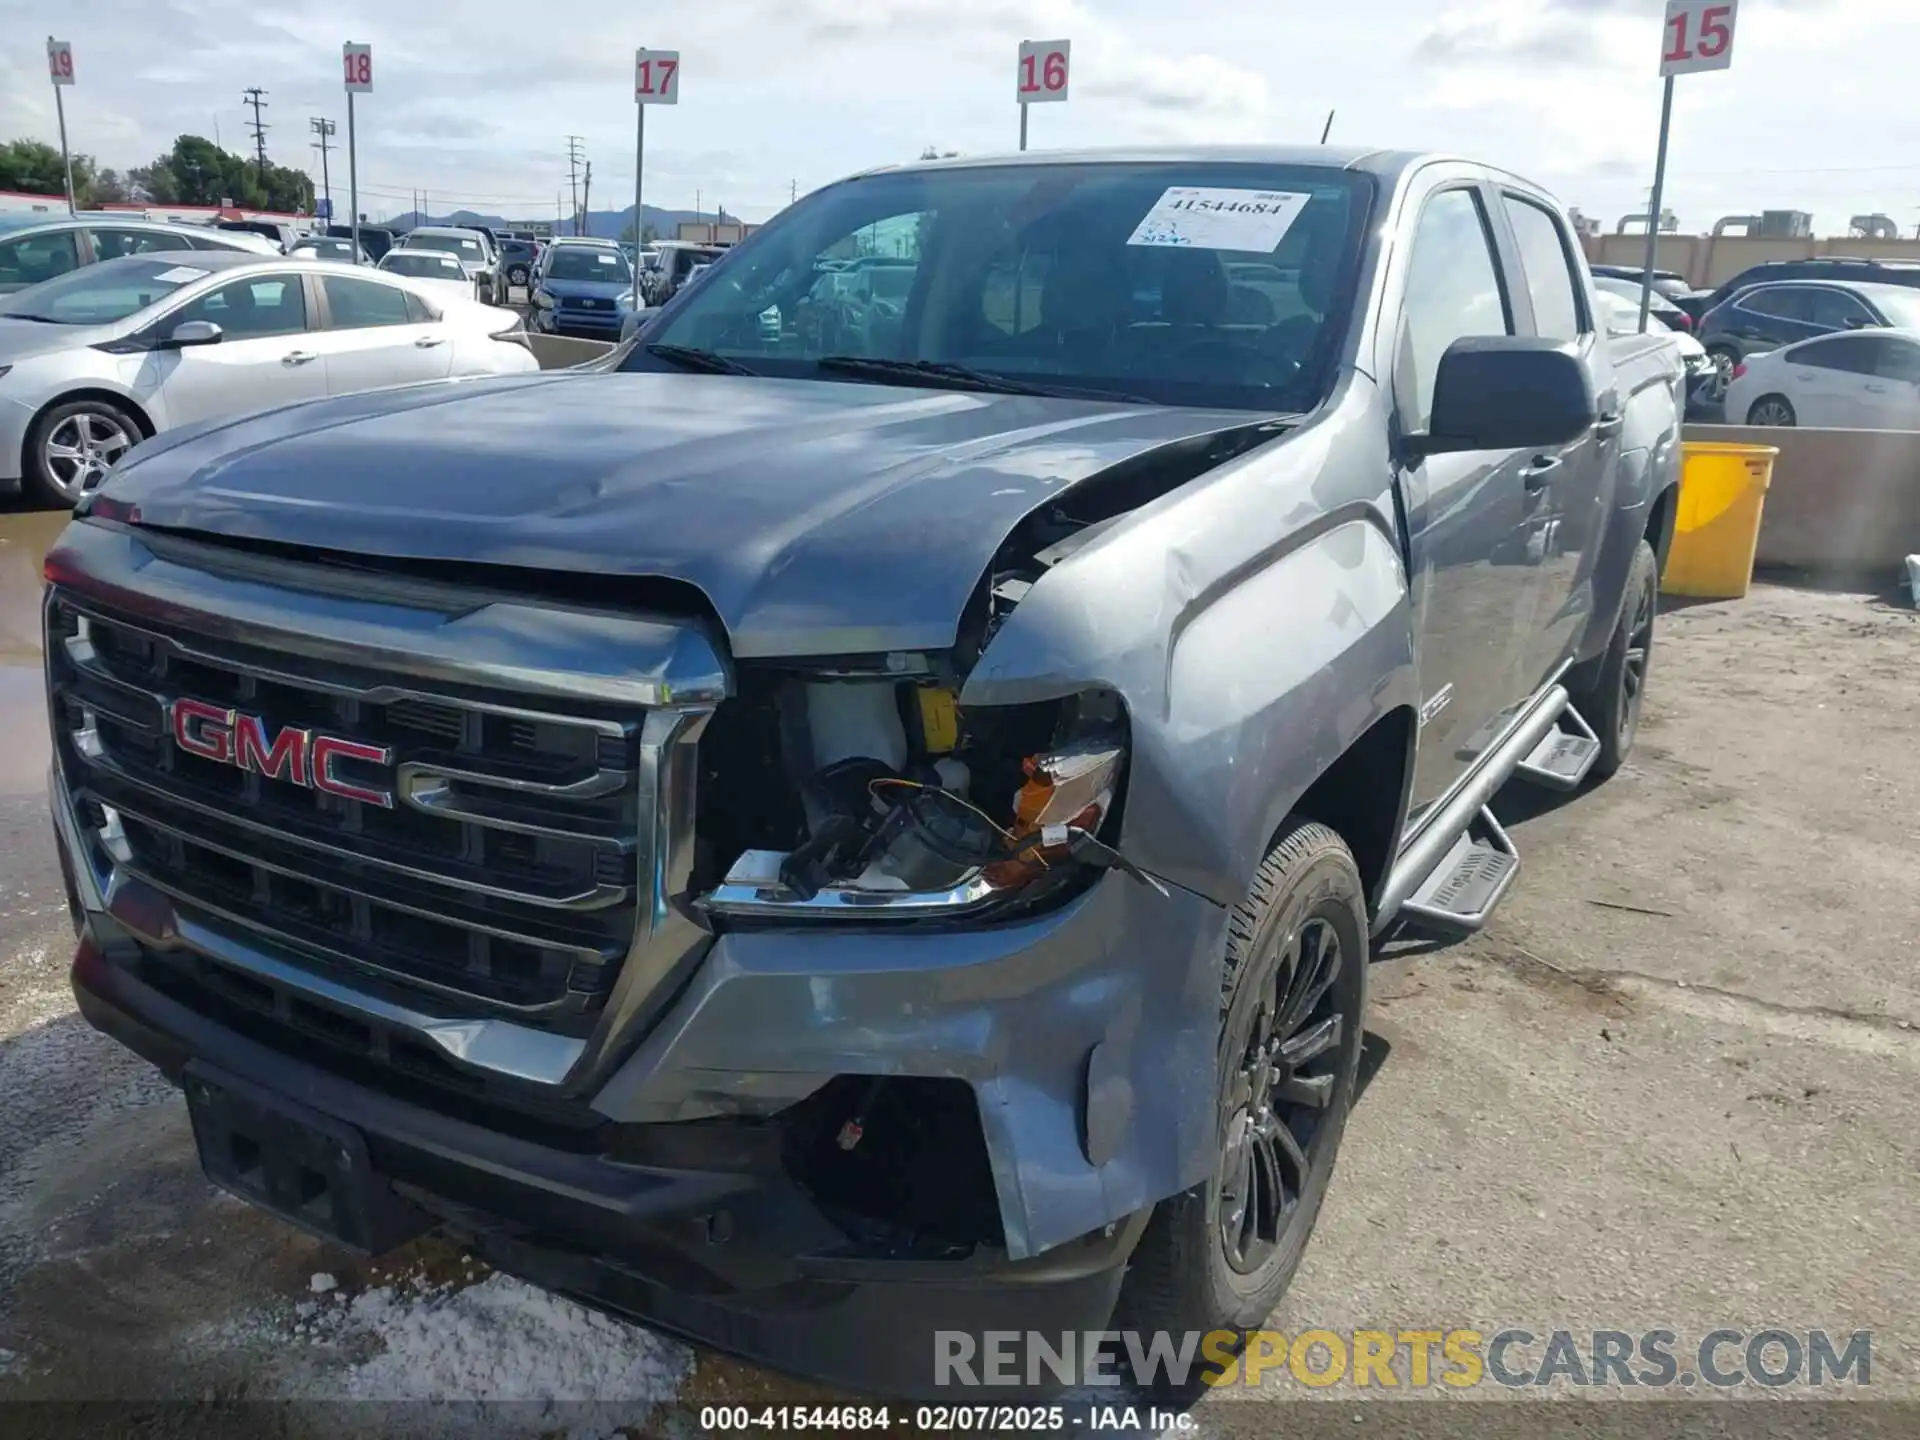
[47,38,76,215]
[343,43,373,259]
[1643,1,1738,331]
[1016,39,1070,152]
[633,49,680,309]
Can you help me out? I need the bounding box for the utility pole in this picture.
[565,135,586,236]
[309,117,335,218]
[580,161,593,236]
[790,179,798,206]
[242,87,270,178]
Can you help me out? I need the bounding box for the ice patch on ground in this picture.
[273,1265,692,1431]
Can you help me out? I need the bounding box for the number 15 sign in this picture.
[1661,0,1737,77]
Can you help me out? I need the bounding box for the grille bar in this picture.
[46,518,728,1085]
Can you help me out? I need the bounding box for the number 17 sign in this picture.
[636,48,680,104]
[1660,0,1737,77]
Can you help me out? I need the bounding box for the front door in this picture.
[141,272,326,427]
[1392,184,1541,826]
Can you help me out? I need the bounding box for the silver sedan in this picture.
[0,250,539,507]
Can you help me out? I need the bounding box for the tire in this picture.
[1115,819,1367,1341]
[1568,537,1658,783]
[24,397,143,509]
[508,265,529,288]
[1745,394,1796,427]
[1704,344,1740,398]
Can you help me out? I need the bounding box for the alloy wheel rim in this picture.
[44,411,133,500]
[1752,401,1791,426]
[1218,915,1346,1276]
[1620,568,1656,745]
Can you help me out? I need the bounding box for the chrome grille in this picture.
[50,596,643,1022]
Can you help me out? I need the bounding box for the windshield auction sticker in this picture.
[152,266,212,284]
[1127,187,1311,252]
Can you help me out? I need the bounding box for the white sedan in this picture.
[1721,327,1920,429]
[0,250,538,506]
[377,247,482,305]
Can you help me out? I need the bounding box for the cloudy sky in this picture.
[2,0,1915,231]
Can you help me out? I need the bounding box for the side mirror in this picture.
[1843,316,1870,331]
[1406,337,1598,458]
[164,320,224,348]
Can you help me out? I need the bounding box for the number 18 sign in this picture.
[343,42,373,92]
[1660,0,1737,77]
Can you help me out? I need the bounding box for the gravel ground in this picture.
[0,510,1915,1439]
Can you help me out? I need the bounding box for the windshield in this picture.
[409,232,486,262]
[1867,289,1920,328]
[631,160,1372,410]
[0,255,216,324]
[547,247,632,283]
[382,251,464,279]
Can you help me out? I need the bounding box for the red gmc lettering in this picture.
[170,698,235,762]
[233,714,309,784]
[311,736,394,808]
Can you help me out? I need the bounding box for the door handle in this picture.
[1863,383,1887,393]
[281,351,317,366]
[1521,455,1562,491]
[414,335,448,348]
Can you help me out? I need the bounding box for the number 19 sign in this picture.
[47,38,75,85]
[1660,0,1737,77]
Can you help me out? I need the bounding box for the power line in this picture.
[564,135,586,237]
[242,88,270,177]
[309,117,335,217]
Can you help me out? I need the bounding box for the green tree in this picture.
[85,168,129,206]
[130,135,314,213]
[0,138,95,199]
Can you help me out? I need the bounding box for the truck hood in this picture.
[539,275,633,300]
[101,370,1278,657]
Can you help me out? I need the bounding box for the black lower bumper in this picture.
[72,938,1137,1399]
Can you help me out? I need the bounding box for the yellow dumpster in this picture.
[1660,441,1778,600]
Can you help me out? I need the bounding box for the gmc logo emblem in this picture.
[167,698,394,808]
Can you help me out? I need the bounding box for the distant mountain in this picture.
[376,204,743,239]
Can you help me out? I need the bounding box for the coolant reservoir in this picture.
[806,682,908,772]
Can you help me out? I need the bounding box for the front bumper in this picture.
[535,306,628,338]
[53,751,1222,1395]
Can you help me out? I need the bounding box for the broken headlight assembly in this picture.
[697,677,1160,922]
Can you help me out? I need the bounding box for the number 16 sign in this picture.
[1660,0,1737,77]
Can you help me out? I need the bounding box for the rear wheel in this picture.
[1705,344,1740,399]
[24,398,142,509]
[1569,537,1658,782]
[1746,394,1796,427]
[1115,819,1366,1339]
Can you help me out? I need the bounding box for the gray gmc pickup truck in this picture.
[44,147,1683,1394]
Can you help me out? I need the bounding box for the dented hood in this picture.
[102,370,1274,657]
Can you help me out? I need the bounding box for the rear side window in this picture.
[89,228,176,260]
[1783,336,1879,375]
[1396,188,1512,433]
[1500,196,1586,342]
[0,229,79,287]
[323,275,413,329]
[1876,338,1920,382]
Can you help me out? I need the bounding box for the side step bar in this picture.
[1513,705,1601,792]
[1375,685,1582,938]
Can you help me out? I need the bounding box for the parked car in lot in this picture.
[1593,288,1715,418]
[212,218,299,252]
[1590,263,1694,304]
[0,217,275,294]
[399,226,500,303]
[496,237,540,290]
[1690,256,1920,323]
[1591,273,1693,331]
[638,239,722,305]
[43,146,1685,1396]
[1696,279,1920,389]
[0,251,536,506]
[376,247,482,304]
[287,235,372,265]
[1722,327,1920,429]
[531,239,635,338]
[326,224,400,262]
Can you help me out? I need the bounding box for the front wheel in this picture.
[1746,394,1796,427]
[1115,819,1367,1338]
[25,398,142,508]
